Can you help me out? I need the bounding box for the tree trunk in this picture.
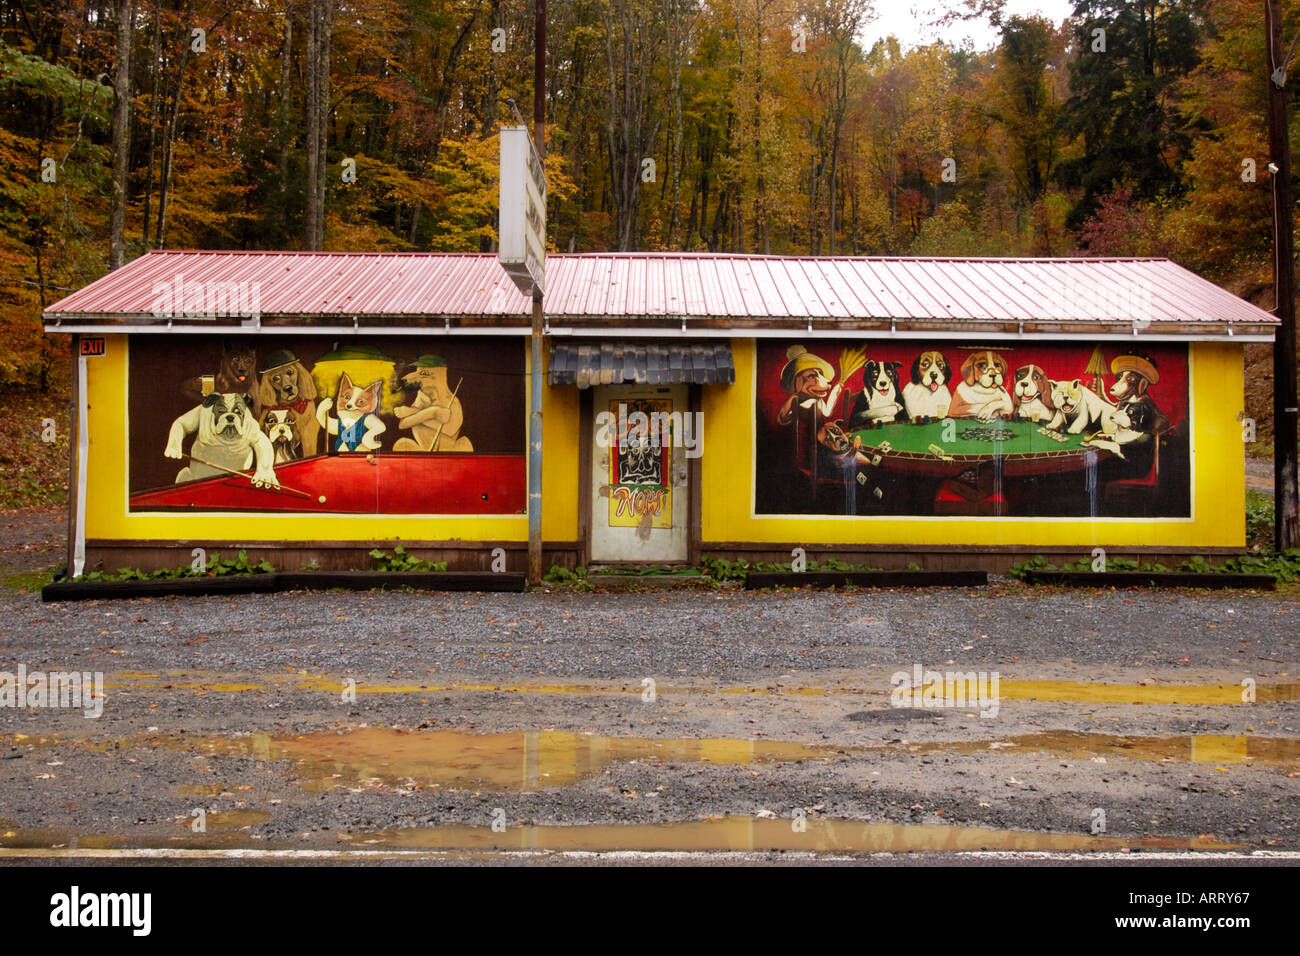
[154,0,196,249]
[305,0,332,250]
[141,1,159,244]
[279,7,293,238]
[109,0,133,270]
[305,0,320,248]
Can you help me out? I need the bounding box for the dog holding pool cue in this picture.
[178,451,327,502]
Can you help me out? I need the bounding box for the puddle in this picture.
[205,728,842,792]
[199,726,1297,792]
[913,731,1300,767]
[997,681,1300,705]
[204,810,270,829]
[10,724,1296,796]
[175,784,224,797]
[0,816,1242,855]
[343,816,1240,853]
[97,672,1300,705]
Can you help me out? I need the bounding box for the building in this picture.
[42,250,1278,577]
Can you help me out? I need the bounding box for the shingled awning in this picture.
[548,341,735,388]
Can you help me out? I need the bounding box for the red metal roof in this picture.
[42,249,1280,331]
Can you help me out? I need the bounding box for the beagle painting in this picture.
[1010,364,1063,429]
[948,350,1014,421]
[902,350,952,419]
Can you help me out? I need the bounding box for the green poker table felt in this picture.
[849,418,1108,478]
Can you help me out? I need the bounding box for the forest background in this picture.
[0,0,1294,506]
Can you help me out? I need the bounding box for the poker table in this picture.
[849,418,1109,480]
[129,453,527,514]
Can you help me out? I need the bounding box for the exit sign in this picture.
[80,337,106,356]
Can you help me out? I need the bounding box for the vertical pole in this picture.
[65,337,80,578]
[1267,0,1300,551]
[527,0,546,585]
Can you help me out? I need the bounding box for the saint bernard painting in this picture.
[126,337,526,515]
[755,341,1191,518]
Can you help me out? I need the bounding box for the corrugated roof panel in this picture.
[43,250,1278,330]
[935,260,1004,321]
[816,259,874,317]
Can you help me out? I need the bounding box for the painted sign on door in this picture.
[591,386,688,563]
[608,397,674,529]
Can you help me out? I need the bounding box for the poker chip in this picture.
[959,426,1014,442]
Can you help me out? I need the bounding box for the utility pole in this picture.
[1267,0,1300,551]
[527,0,546,585]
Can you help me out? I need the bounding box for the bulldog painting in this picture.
[1050,378,1115,435]
[948,350,1014,421]
[164,392,280,488]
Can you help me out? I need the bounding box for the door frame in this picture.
[577,383,701,567]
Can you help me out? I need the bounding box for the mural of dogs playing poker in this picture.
[756,340,1189,518]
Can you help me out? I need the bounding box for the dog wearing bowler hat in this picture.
[255,348,321,458]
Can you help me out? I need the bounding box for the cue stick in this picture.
[184,452,315,500]
[428,377,464,452]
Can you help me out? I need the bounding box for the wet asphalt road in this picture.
[3,583,1294,682]
[0,572,1296,865]
[0,501,1297,865]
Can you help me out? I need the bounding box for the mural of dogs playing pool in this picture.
[757,341,1190,518]
[126,337,526,515]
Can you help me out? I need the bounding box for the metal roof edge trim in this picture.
[544,327,1274,343]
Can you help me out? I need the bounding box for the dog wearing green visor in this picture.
[392,354,473,453]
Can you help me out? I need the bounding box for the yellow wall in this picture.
[83,335,579,544]
[84,334,1246,551]
[701,338,1245,549]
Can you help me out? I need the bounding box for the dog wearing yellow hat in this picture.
[777,345,843,426]
[1083,351,1169,459]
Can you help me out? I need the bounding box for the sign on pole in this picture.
[499,125,547,295]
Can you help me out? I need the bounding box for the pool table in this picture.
[129,452,527,514]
